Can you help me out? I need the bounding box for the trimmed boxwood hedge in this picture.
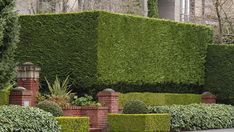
[17,11,212,94]
[205,44,234,104]
[56,117,89,132]
[108,114,171,132]
[148,104,234,131]
[119,92,202,107]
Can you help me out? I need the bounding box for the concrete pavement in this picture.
[184,129,234,132]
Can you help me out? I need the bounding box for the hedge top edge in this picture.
[19,10,213,29]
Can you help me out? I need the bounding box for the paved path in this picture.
[184,129,234,132]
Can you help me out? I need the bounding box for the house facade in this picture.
[15,0,233,25]
[16,0,148,16]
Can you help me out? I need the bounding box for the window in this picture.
[180,0,195,22]
[37,0,57,13]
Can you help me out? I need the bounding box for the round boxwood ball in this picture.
[36,100,63,117]
[123,100,148,114]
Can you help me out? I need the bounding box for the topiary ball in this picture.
[123,100,148,114]
[36,100,63,117]
[0,105,60,132]
[0,117,13,132]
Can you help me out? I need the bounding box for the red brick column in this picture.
[9,88,32,106]
[80,106,108,129]
[17,62,40,106]
[201,92,217,104]
[97,89,120,113]
[17,79,39,106]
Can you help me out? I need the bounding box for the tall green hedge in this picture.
[205,44,234,104]
[18,12,99,89]
[108,114,171,132]
[148,0,159,18]
[0,0,19,89]
[56,117,89,132]
[119,92,201,107]
[17,11,212,94]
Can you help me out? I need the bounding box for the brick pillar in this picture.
[97,89,119,113]
[16,62,41,106]
[9,87,32,106]
[201,92,216,104]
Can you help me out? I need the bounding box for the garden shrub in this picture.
[56,117,89,132]
[108,114,171,132]
[123,100,148,114]
[0,117,13,132]
[148,0,159,18]
[0,0,19,89]
[36,100,64,117]
[119,92,201,107]
[0,105,60,132]
[17,11,212,94]
[45,76,73,107]
[148,104,234,131]
[205,44,234,104]
[72,95,101,106]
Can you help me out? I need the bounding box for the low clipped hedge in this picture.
[0,91,10,106]
[108,114,171,132]
[148,104,234,131]
[17,11,212,94]
[205,44,234,104]
[0,105,60,132]
[56,117,89,132]
[119,92,201,107]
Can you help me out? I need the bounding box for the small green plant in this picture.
[72,95,101,107]
[36,100,63,117]
[0,83,14,106]
[36,93,47,103]
[123,100,148,114]
[45,75,73,107]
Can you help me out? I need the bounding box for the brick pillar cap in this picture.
[10,90,32,96]
[97,89,120,97]
[201,92,216,98]
[12,87,26,91]
[103,88,115,92]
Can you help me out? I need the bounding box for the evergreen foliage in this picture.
[148,0,159,18]
[0,0,19,89]
[17,11,212,94]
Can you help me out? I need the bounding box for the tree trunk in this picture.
[215,0,223,44]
